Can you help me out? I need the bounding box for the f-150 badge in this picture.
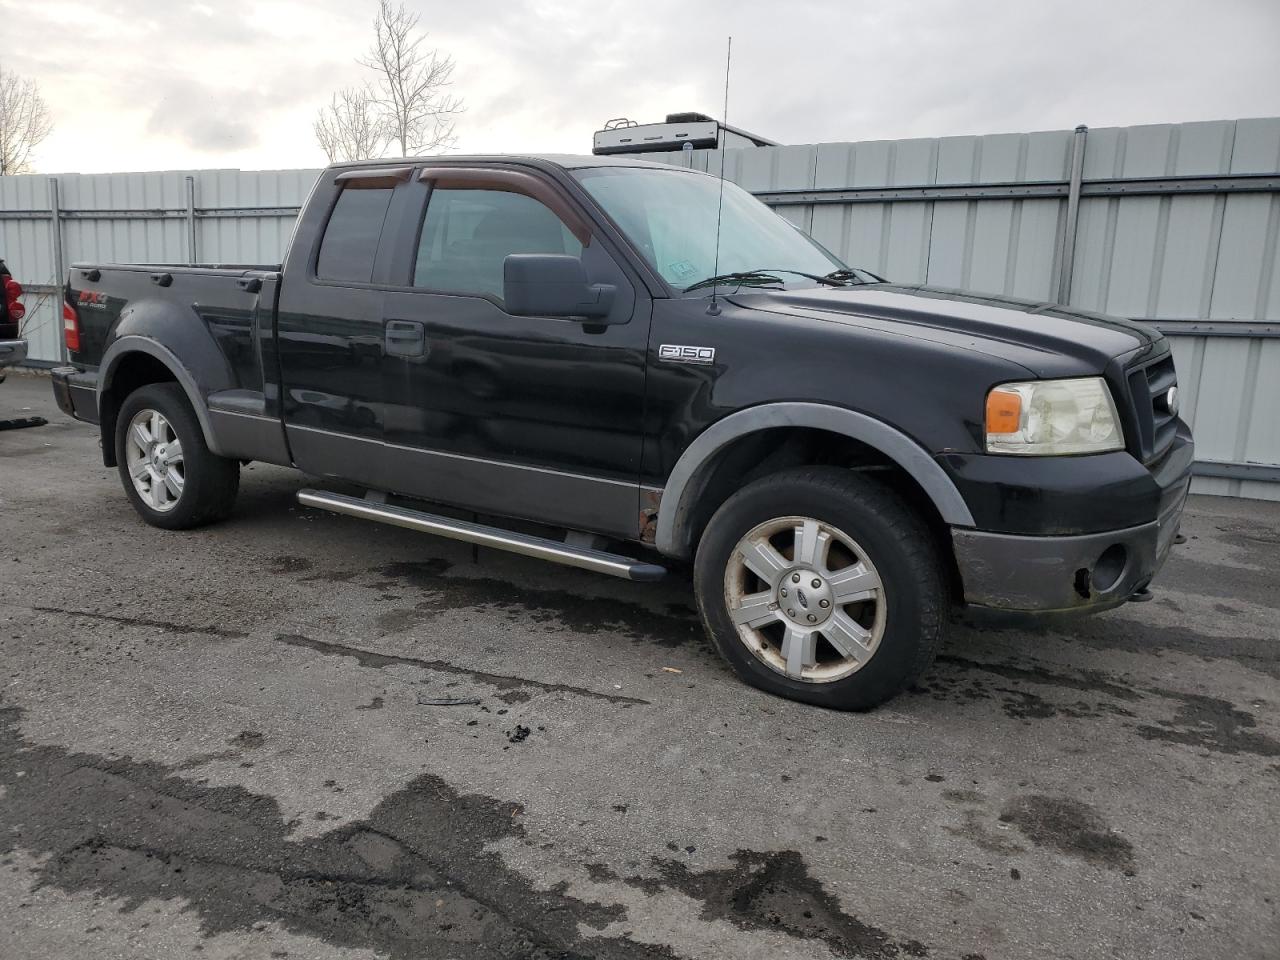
[659,344,716,365]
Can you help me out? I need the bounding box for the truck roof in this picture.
[327,154,709,174]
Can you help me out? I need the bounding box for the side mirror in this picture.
[504,254,617,321]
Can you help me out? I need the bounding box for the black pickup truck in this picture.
[50,155,1193,709]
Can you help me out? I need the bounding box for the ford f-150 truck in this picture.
[50,155,1193,710]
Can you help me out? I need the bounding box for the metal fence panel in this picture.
[0,175,58,362]
[1,167,318,365]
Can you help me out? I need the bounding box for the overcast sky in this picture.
[5,0,1280,174]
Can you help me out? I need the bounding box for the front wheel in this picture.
[115,382,239,529]
[694,466,946,710]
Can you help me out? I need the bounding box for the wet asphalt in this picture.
[1,371,1277,960]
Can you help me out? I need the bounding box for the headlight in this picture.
[985,377,1124,455]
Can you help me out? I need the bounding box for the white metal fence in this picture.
[2,117,1278,499]
[0,168,319,363]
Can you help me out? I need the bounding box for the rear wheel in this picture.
[694,466,946,710]
[115,383,239,529]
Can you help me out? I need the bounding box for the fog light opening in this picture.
[1072,568,1091,600]
[1091,544,1128,593]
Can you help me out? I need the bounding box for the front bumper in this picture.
[951,428,1192,613]
[50,366,100,423]
[0,338,27,370]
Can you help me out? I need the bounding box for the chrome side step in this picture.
[296,489,667,582]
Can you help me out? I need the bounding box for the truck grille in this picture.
[1126,353,1178,463]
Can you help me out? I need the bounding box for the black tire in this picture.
[115,382,239,530]
[694,466,946,711]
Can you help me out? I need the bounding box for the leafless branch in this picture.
[357,0,464,157]
[313,86,389,163]
[0,65,54,175]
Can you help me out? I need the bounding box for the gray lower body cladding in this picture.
[951,486,1187,613]
[51,367,99,422]
[0,339,28,370]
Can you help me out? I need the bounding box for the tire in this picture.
[694,466,946,711]
[115,382,239,530]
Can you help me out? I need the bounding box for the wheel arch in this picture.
[654,402,975,559]
[98,337,220,467]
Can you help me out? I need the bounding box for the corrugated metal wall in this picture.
[2,118,1277,499]
[0,168,319,363]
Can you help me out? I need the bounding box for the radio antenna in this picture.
[707,36,732,317]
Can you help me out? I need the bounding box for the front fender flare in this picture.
[654,401,975,558]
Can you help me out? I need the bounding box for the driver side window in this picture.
[414,188,583,300]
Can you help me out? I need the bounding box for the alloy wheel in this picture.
[124,408,185,512]
[723,515,886,683]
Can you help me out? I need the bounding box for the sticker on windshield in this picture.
[668,260,697,282]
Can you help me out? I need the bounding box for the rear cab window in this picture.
[315,186,395,283]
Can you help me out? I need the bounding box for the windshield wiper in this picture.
[760,268,846,287]
[684,268,848,293]
[683,270,787,293]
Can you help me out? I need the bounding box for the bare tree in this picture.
[314,86,389,163]
[0,65,54,175]
[359,0,463,157]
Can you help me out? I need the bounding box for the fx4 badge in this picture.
[659,344,716,365]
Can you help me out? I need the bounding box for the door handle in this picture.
[385,319,426,358]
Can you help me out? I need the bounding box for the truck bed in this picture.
[67,262,282,373]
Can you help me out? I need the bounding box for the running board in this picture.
[296,489,667,582]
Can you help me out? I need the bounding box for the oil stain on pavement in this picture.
[285,557,706,649]
[396,571,703,649]
[591,851,930,959]
[998,796,1135,873]
[0,704,682,959]
[921,654,1280,758]
[0,703,940,959]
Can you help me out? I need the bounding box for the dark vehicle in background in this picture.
[0,258,28,380]
[49,156,1193,710]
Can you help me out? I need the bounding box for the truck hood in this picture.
[732,283,1165,377]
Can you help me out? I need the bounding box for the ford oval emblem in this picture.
[1165,386,1179,417]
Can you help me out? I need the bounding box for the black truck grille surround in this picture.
[1126,353,1178,464]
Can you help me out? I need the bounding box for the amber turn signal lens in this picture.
[985,388,1022,435]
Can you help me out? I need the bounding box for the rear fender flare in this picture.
[98,336,223,458]
[654,401,975,558]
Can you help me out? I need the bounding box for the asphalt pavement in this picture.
[1,370,1277,960]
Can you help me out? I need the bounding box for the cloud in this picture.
[145,89,260,152]
[1,0,1277,173]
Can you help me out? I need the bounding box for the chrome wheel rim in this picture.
[125,409,185,512]
[724,516,886,683]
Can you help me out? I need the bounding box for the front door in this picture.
[378,167,650,539]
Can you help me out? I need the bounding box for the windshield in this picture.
[573,166,847,291]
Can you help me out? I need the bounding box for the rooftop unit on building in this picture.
[592,112,778,155]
